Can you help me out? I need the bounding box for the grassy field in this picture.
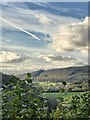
[33,81,87,101]
[43,92,84,100]
[33,81,70,88]
[33,81,60,86]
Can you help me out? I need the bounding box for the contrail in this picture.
[6,4,34,15]
[1,17,40,40]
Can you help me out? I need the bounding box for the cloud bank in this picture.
[0,51,29,63]
[0,3,88,74]
[51,17,89,53]
[38,54,86,66]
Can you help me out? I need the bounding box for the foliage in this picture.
[2,73,90,119]
[2,73,48,119]
[54,91,90,119]
[67,91,90,119]
[61,80,67,86]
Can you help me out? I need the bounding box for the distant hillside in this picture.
[33,66,89,83]
[31,69,45,77]
[18,70,45,80]
[1,66,89,85]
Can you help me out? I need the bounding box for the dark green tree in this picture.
[2,73,48,119]
[61,80,66,86]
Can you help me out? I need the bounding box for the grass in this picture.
[43,92,84,100]
[33,81,87,101]
[37,82,59,86]
[33,81,70,88]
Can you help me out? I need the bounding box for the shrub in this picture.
[2,73,48,119]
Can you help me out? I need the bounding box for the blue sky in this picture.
[0,2,89,74]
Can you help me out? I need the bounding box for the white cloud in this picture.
[0,51,29,63]
[0,51,20,62]
[0,3,88,74]
[37,54,86,66]
[1,17,40,40]
[38,54,54,62]
[1,52,87,74]
[35,14,52,25]
[51,17,89,53]
[1,3,80,34]
[80,46,89,56]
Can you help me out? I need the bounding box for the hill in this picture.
[1,65,89,85]
[33,66,89,83]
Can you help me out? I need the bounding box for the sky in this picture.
[0,2,89,74]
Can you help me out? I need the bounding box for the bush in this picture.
[2,73,48,119]
[68,92,90,119]
[54,92,90,119]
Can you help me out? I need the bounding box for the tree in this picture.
[61,80,67,93]
[2,73,48,119]
[61,80,66,86]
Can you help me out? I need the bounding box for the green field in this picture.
[43,92,84,100]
